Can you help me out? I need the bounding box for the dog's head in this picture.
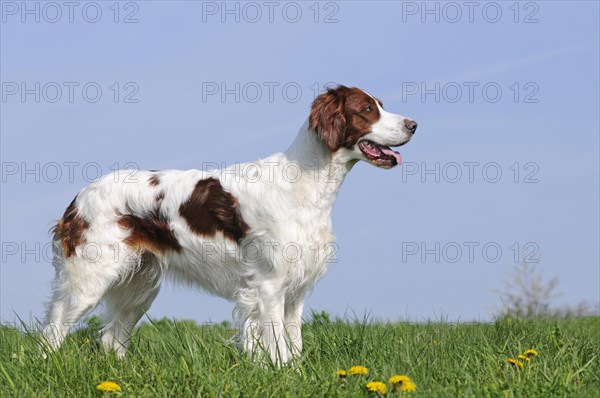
[309,85,417,168]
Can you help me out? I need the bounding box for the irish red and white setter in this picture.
[42,85,417,365]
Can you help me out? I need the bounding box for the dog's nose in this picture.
[404,119,418,133]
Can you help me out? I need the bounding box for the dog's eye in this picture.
[364,105,372,112]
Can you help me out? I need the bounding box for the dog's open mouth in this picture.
[358,139,403,168]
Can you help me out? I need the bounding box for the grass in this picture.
[1,313,598,397]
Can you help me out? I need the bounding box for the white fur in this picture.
[41,91,414,366]
[365,102,413,147]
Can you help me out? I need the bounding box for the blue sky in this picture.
[1,1,599,325]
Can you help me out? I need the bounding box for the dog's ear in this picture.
[309,86,348,152]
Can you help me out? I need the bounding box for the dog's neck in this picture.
[283,119,356,209]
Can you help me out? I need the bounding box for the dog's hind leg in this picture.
[100,252,163,358]
[41,244,124,355]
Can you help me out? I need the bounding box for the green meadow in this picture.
[1,314,598,397]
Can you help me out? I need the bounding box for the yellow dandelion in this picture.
[518,354,531,363]
[507,358,524,369]
[336,369,347,378]
[365,381,387,395]
[401,381,417,392]
[349,365,369,375]
[389,375,416,392]
[523,349,538,357]
[96,381,121,392]
[389,374,411,385]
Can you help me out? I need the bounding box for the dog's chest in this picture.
[270,208,336,289]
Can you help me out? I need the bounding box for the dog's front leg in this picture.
[236,282,291,367]
[283,296,305,358]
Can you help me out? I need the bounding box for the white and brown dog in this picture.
[42,85,417,365]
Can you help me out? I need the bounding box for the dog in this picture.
[41,85,417,365]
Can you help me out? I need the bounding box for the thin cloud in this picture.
[385,43,588,102]
[434,44,586,82]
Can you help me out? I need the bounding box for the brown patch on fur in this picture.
[149,174,160,186]
[117,210,182,254]
[309,85,381,151]
[53,196,89,257]
[341,88,382,149]
[309,87,347,151]
[156,191,165,202]
[179,178,249,242]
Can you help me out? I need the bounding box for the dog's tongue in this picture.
[381,147,402,165]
